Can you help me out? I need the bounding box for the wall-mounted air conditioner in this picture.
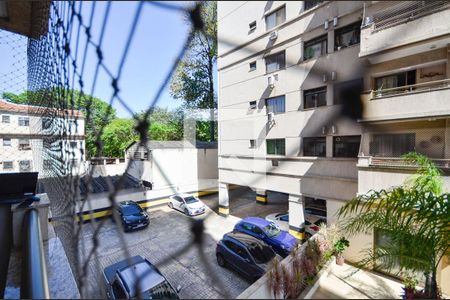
[331,71,337,81]
[269,31,278,41]
[322,126,326,135]
[333,16,338,27]
[324,20,329,30]
[322,74,327,83]
[331,125,337,134]
[268,75,275,89]
[268,112,276,126]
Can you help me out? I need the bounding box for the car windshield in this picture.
[139,281,178,299]
[247,243,275,264]
[184,196,198,204]
[122,204,142,215]
[263,222,281,238]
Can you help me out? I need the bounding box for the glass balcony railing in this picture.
[371,78,450,99]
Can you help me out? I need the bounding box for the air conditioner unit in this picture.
[322,126,326,135]
[268,112,275,126]
[269,31,278,41]
[324,20,329,30]
[333,16,338,27]
[322,74,328,83]
[268,75,275,89]
[331,71,337,81]
[331,125,337,134]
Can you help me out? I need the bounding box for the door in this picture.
[174,196,183,211]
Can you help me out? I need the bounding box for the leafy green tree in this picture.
[170,1,217,141]
[101,118,138,158]
[338,152,449,298]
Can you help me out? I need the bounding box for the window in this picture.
[3,161,13,170]
[335,21,361,51]
[42,118,52,130]
[112,280,126,299]
[333,135,361,158]
[265,6,286,30]
[241,222,254,232]
[375,70,416,91]
[265,51,285,73]
[70,141,78,149]
[266,139,285,155]
[18,117,30,126]
[19,160,31,172]
[3,138,11,147]
[2,115,10,123]
[334,78,364,105]
[224,240,249,259]
[266,95,285,114]
[69,119,77,128]
[249,21,256,32]
[303,137,326,157]
[43,159,52,170]
[304,35,327,60]
[370,133,415,157]
[249,100,257,109]
[249,61,256,71]
[304,0,324,11]
[18,139,31,150]
[249,140,256,149]
[304,87,327,109]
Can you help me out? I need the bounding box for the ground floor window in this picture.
[266,139,285,155]
[370,133,415,157]
[333,135,360,157]
[303,137,326,157]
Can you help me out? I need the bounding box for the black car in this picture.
[116,201,149,232]
[216,231,278,282]
[103,255,180,299]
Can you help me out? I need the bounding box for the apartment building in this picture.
[0,99,85,177]
[218,1,450,292]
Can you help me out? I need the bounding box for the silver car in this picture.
[168,193,206,216]
[265,212,326,239]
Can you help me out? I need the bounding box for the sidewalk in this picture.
[310,263,404,299]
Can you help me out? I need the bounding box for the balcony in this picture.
[360,79,450,122]
[359,156,450,170]
[360,1,450,58]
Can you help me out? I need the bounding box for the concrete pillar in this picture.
[218,182,229,217]
[288,194,305,241]
[326,135,333,157]
[256,189,268,205]
[327,30,334,55]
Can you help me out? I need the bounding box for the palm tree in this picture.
[338,152,449,298]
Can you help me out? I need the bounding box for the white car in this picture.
[168,193,206,216]
[265,212,326,238]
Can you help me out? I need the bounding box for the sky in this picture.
[0,1,200,118]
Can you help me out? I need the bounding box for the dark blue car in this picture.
[216,232,277,282]
[233,217,297,257]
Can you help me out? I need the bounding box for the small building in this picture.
[0,99,85,177]
[125,140,218,193]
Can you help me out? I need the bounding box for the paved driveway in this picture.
[79,205,250,299]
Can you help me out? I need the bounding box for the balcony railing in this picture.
[371,78,450,99]
[369,1,450,32]
[369,157,450,169]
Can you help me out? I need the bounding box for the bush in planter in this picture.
[333,237,350,265]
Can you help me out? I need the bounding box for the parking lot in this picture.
[79,204,250,299]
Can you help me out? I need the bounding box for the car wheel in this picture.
[168,202,173,209]
[217,254,226,267]
[184,208,190,216]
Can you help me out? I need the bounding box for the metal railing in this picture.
[371,1,450,32]
[369,157,450,169]
[371,78,450,99]
[21,208,50,299]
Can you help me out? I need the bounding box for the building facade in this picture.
[0,99,85,177]
[218,1,450,292]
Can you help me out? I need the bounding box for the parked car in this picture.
[233,217,297,257]
[168,193,206,216]
[216,231,278,282]
[115,201,149,232]
[265,212,327,239]
[103,255,180,299]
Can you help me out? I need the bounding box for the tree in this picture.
[101,118,138,158]
[338,152,449,299]
[170,1,217,141]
